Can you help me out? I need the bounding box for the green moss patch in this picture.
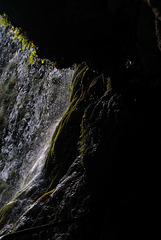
[0,202,14,228]
[43,62,110,191]
[43,63,92,190]
[0,13,38,65]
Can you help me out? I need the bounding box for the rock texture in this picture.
[0,0,142,69]
[0,25,72,208]
[0,0,161,240]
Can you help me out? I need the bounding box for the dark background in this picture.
[1,1,161,239]
[0,0,140,71]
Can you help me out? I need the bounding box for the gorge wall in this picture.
[0,0,161,239]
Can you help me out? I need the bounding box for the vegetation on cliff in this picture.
[0,14,38,65]
[1,0,161,239]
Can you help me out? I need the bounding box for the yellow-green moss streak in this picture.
[46,63,89,161]
[69,64,89,102]
[50,63,89,157]
[12,27,38,64]
[44,63,109,184]
[33,188,55,206]
[43,63,90,190]
[0,14,38,65]
[0,202,14,228]
[78,113,87,165]
[106,77,112,91]
[0,14,10,28]
[78,75,111,163]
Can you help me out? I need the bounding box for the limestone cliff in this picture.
[0,1,161,239]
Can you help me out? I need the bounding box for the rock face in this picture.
[0,25,72,209]
[0,0,142,69]
[0,1,161,240]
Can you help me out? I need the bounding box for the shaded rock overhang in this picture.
[0,0,142,70]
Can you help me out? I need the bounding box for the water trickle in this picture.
[0,24,73,208]
[21,119,60,193]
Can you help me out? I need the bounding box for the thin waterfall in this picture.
[20,119,60,193]
[0,23,73,207]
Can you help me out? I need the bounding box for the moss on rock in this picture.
[43,63,94,189]
[43,62,108,191]
[0,202,14,229]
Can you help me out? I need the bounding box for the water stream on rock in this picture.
[19,119,60,194]
[0,17,87,239]
[0,24,73,208]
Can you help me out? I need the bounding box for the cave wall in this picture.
[1,0,160,78]
[0,0,161,239]
[0,0,141,70]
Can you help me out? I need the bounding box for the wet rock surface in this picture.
[0,25,72,208]
[11,157,88,240]
[0,1,161,240]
